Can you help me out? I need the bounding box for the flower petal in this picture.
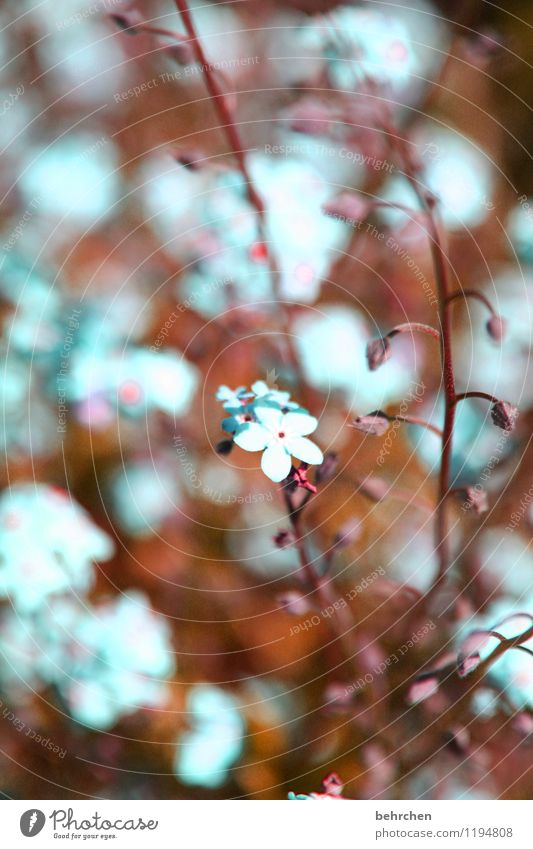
[254,405,284,433]
[222,417,238,433]
[233,423,269,452]
[261,443,292,482]
[285,435,323,465]
[283,411,318,436]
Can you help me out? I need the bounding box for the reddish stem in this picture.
[454,390,499,406]
[282,486,359,675]
[382,120,456,604]
[446,288,497,316]
[389,414,443,439]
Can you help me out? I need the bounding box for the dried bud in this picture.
[277,591,312,616]
[366,337,391,371]
[323,192,369,224]
[491,400,518,432]
[406,675,439,705]
[315,451,338,484]
[351,411,390,436]
[109,11,143,34]
[486,314,506,342]
[273,529,294,548]
[462,486,489,515]
[357,475,390,502]
[215,439,233,455]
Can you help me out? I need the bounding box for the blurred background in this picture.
[1,0,533,800]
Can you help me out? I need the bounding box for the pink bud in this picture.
[351,411,390,436]
[366,337,392,371]
[287,100,332,136]
[324,683,353,711]
[486,314,506,342]
[513,712,533,735]
[273,530,294,548]
[334,518,361,548]
[457,652,481,677]
[323,192,369,223]
[277,591,312,616]
[463,486,488,515]
[491,400,518,432]
[406,676,439,705]
[357,475,391,502]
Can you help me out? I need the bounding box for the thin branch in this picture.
[454,391,499,406]
[388,414,443,439]
[446,288,496,316]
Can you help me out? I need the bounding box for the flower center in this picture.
[278,431,285,438]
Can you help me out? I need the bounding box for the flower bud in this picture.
[486,314,506,342]
[273,530,294,548]
[351,411,390,436]
[366,337,391,371]
[109,11,143,34]
[357,475,390,502]
[277,591,312,616]
[323,192,369,223]
[333,518,361,548]
[462,486,489,515]
[406,675,439,705]
[491,400,518,432]
[216,439,233,455]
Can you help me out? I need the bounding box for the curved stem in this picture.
[446,288,496,316]
[381,120,456,605]
[388,322,440,341]
[454,391,499,406]
[173,0,313,391]
[389,414,443,439]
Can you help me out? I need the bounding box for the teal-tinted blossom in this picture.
[0,484,114,612]
[61,592,175,729]
[217,382,323,482]
[174,685,244,788]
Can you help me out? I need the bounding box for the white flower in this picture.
[233,406,323,482]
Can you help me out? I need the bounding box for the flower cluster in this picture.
[0,485,175,728]
[217,381,323,482]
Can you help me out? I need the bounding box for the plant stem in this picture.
[454,390,499,405]
[388,414,443,439]
[382,120,457,605]
[173,0,310,386]
[446,288,497,316]
[282,486,359,674]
